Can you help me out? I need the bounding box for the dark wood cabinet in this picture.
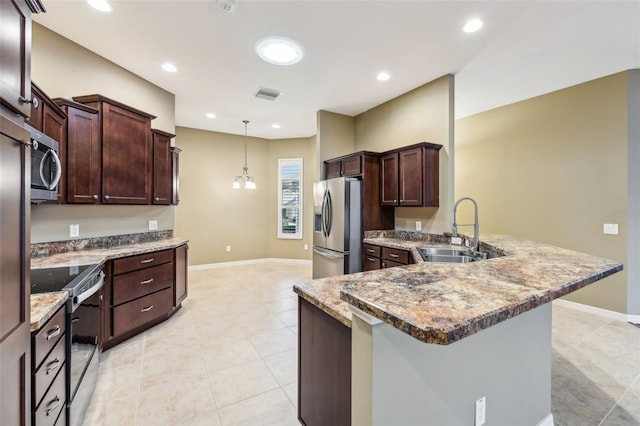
[0,116,32,426]
[31,305,67,426]
[151,129,174,205]
[0,0,44,118]
[361,243,414,271]
[73,95,156,205]
[324,154,362,179]
[380,142,442,207]
[102,247,187,350]
[174,244,188,309]
[54,98,101,204]
[298,297,351,426]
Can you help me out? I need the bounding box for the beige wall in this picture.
[174,128,315,266]
[30,23,176,243]
[456,72,629,314]
[316,110,355,179]
[354,75,455,234]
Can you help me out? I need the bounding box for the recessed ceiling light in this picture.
[162,63,177,73]
[463,18,484,33]
[87,0,111,12]
[206,113,216,119]
[272,123,281,129]
[377,71,391,81]
[256,37,304,66]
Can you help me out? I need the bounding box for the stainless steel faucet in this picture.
[452,197,479,252]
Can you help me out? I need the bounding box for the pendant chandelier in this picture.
[232,120,256,190]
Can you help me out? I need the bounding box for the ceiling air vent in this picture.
[255,87,281,101]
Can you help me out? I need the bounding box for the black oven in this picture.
[25,123,62,203]
[31,264,104,426]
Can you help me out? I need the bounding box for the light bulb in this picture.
[232,181,241,189]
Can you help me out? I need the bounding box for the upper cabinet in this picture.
[0,0,44,118]
[73,94,157,204]
[380,142,442,207]
[54,98,101,204]
[151,129,174,205]
[324,153,370,179]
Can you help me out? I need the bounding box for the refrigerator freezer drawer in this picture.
[313,247,346,279]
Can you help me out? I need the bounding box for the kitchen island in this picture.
[294,232,622,426]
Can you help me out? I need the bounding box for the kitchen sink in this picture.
[418,247,488,263]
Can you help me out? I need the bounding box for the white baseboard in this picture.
[536,413,554,426]
[553,299,640,323]
[189,258,311,271]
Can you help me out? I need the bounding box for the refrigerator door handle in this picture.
[313,247,344,260]
[322,190,330,238]
[325,190,333,237]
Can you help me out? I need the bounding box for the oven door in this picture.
[67,274,103,426]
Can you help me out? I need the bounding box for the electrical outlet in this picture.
[226,245,231,252]
[603,223,619,235]
[451,236,462,245]
[416,221,422,231]
[304,244,309,250]
[70,224,80,238]
[148,220,158,231]
[475,396,486,426]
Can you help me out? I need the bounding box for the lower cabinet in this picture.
[31,305,67,426]
[298,297,351,426]
[102,244,188,350]
[362,243,414,271]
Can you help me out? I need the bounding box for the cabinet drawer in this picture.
[113,262,174,306]
[34,362,66,426]
[341,156,362,176]
[33,305,66,370]
[33,333,66,409]
[382,247,410,264]
[383,259,405,269]
[362,244,381,257]
[113,249,173,275]
[113,287,173,336]
[362,255,381,271]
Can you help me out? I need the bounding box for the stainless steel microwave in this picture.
[25,123,61,203]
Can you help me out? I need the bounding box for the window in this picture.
[278,158,303,239]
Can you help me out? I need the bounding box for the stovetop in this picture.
[31,264,99,294]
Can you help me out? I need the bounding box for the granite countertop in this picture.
[293,234,622,345]
[30,236,188,331]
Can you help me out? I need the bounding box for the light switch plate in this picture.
[149,220,158,231]
[603,223,619,235]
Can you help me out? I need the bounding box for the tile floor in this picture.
[83,261,640,426]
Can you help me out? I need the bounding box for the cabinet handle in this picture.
[140,258,154,264]
[155,197,160,201]
[46,325,61,341]
[140,278,154,285]
[367,257,377,262]
[104,195,110,200]
[367,249,376,253]
[19,96,38,107]
[389,253,400,258]
[46,358,61,375]
[92,194,98,200]
[394,199,397,203]
[46,396,61,416]
[382,262,386,268]
[141,305,154,313]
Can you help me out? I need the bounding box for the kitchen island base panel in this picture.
[352,303,553,426]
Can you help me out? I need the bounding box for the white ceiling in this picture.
[34,0,640,139]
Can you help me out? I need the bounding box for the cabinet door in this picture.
[341,156,361,177]
[325,160,342,179]
[0,117,31,426]
[0,0,37,117]
[152,131,171,205]
[101,102,152,204]
[399,148,423,206]
[174,244,188,308]
[43,104,67,203]
[66,106,101,203]
[380,153,399,206]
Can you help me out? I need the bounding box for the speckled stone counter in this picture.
[30,236,188,331]
[30,292,68,331]
[293,233,622,345]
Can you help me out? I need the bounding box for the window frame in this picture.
[277,158,303,240]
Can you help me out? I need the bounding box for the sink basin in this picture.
[418,247,488,263]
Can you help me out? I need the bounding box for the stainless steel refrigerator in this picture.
[312,177,362,279]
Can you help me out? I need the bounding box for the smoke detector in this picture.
[217,0,236,12]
